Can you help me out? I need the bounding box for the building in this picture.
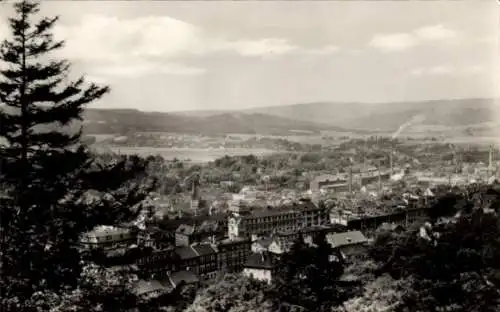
[253,225,344,255]
[136,248,178,279]
[174,221,223,247]
[137,225,173,250]
[216,237,252,273]
[331,206,429,232]
[310,174,350,193]
[174,244,218,280]
[242,252,277,285]
[133,279,172,300]
[156,213,229,239]
[326,231,369,260]
[80,225,137,250]
[228,200,330,240]
[251,237,274,253]
[167,270,200,289]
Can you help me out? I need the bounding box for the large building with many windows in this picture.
[227,199,330,240]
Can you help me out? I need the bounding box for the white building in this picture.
[80,225,136,250]
[242,252,276,284]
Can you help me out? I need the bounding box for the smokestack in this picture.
[378,164,382,194]
[348,166,353,196]
[389,149,393,176]
[191,177,199,200]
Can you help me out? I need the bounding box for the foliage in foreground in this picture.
[0,1,153,310]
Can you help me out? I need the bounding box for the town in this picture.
[79,142,500,300]
[1,1,499,312]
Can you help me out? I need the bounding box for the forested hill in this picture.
[242,98,498,131]
[80,109,349,135]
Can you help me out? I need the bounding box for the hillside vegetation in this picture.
[84,98,498,136]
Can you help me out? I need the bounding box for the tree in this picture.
[270,234,347,312]
[369,193,500,312]
[0,0,153,308]
[185,274,272,312]
[23,264,139,312]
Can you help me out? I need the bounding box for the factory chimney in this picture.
[348,166,353,196]
[389,149,393,176]
[377,162,382,194]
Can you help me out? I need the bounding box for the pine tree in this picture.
[0,0,154,308]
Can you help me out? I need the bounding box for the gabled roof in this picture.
[191,244,217,257]
[168,271,199,288]
[269,237,294,253]
[175,246,198,260]
[133,279,170,296]
[244,252,276,270]
[488,176,499,185]
[326,231,368,248]
[253,237,273,249]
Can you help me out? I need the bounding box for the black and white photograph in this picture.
[1,0,499,311]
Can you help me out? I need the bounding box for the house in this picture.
[133,279,172,300]
[175,220,223,247]
[267,238,290,255]
[326,231,369,261]
[243,252,277,285]
[251,237,273,253]
[167,270,200,289]
[310,174,350,195]
[191,244,218,280]
[137,226,173,250]
[80,225,137,250]
[220,180,235,189]
[173,243,220,280]
[136,248,178,280]
[216,237,252,273]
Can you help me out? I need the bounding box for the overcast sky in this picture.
[0,1,498,112]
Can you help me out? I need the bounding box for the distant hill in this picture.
[80,98,498,136]
[242,98,498,131]
[80,109,341,136]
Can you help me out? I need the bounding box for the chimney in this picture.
[378,164,382,195]
[348,166,353,196]
[389,149,394,176]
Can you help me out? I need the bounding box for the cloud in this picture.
[214,38,298,56]
[92,61,206,78]
[369,24,459,52]
[53,14,329,61]
[85,75,109,85]
[409,65,483,77]
[303,45,340,55]
[47,14,341,77]
[414,24,458,41]
[2,13,339,78]
[54,15,203,62]
[369,33,418,52]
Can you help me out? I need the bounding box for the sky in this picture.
[0,1,499,112]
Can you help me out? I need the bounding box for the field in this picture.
[91,146,281,163]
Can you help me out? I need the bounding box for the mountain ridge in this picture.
[83,98,498,135]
